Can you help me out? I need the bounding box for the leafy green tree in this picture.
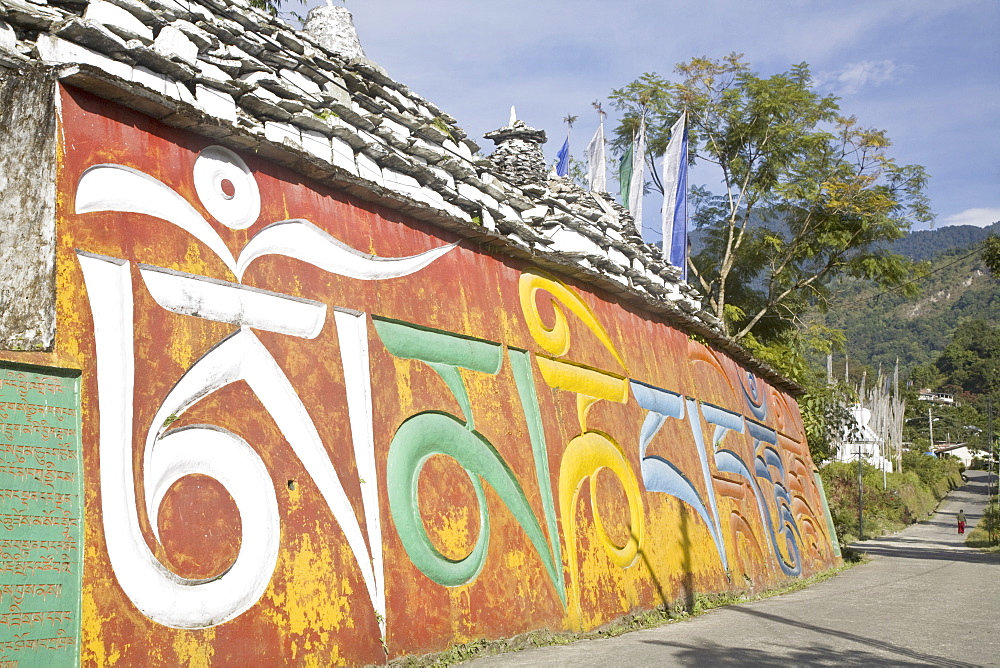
[982,235,1000,278]
[908,362,941,391]
[936,319,1000,396]
[797,383,859,463]
[610,55,932,342]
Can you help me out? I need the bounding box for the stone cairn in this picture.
[484,110,548,187]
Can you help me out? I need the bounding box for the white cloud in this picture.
[817,60,901,95]
[943,207,1000,228]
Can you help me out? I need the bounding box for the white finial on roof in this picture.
[509,106,517,126]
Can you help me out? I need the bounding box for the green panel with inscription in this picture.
[0,364,82,667]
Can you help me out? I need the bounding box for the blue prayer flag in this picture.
[556,136,570,177]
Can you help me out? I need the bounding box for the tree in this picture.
[248,0,279,15]
[908,362,940,391]
[936,319,1000,396]
[610,55,931,343]
[249,0,308,18]
[982,235,1000,278]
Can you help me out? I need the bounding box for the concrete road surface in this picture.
[466,470,1000,667]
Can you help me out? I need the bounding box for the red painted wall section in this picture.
[52,84,840,665]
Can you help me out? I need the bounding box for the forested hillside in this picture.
[820,230,1000,380]
[887,221,1000,261]
[690,221,999,264]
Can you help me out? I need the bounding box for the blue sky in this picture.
[291,0,999,236]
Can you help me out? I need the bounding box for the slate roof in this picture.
[0,0,802,394]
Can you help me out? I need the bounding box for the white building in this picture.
[918,389,955,405]
[834,405,894,472]
[933,443,974,468]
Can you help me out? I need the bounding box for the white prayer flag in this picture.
[628,115,646,225]
[660,113,688,277]
[585,120,607,192]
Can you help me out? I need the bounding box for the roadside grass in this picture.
[965,500,1000,553]
[819,453,963,544]
[387,551,867,667]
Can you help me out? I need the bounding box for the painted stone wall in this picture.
[32,84,837,665]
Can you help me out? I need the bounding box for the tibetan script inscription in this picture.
[0,366,81,667]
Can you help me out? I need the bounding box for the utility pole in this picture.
[990,399,996,544]
[928,406,934,451]
[857,444,864,540]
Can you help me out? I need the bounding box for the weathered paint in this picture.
[0,68,58,352]
[0,83,839,665]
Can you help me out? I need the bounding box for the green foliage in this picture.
[559,155,590,190]
[982,235,1000,277]
[908,362,941,391]
[610,55,930,342]
[742,322,845,385]
[819,455,962,542]
[936,319,1000,396]
[874,315,1000,458]
[965,501,1000,548]
[248,0,312,17]
[431,116,457,143]
[899,450,964,492]
[819,239,1000,380]
[903,397,990,453]
[798,385,858,464]
[892,222,1000,261]
[247,0,278,15]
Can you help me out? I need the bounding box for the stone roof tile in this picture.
[83,0,153,42]
[3,0,63,31]
[55,16,131,56]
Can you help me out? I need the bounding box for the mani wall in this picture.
[0,0,841,664]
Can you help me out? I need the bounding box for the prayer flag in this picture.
[619,144,633,207]
[660,113,688,278]
[628,115,646,226]
[556,136,570,177]
[586,121,606,191]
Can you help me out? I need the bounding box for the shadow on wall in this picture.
[681,505,695,612]
[634,504,698,613]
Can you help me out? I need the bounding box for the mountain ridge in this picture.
[886,221,1000,261]
[820,228,999,379]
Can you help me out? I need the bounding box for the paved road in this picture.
[467,470,1000,667]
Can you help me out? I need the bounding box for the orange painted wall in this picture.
[36,85,839,664]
